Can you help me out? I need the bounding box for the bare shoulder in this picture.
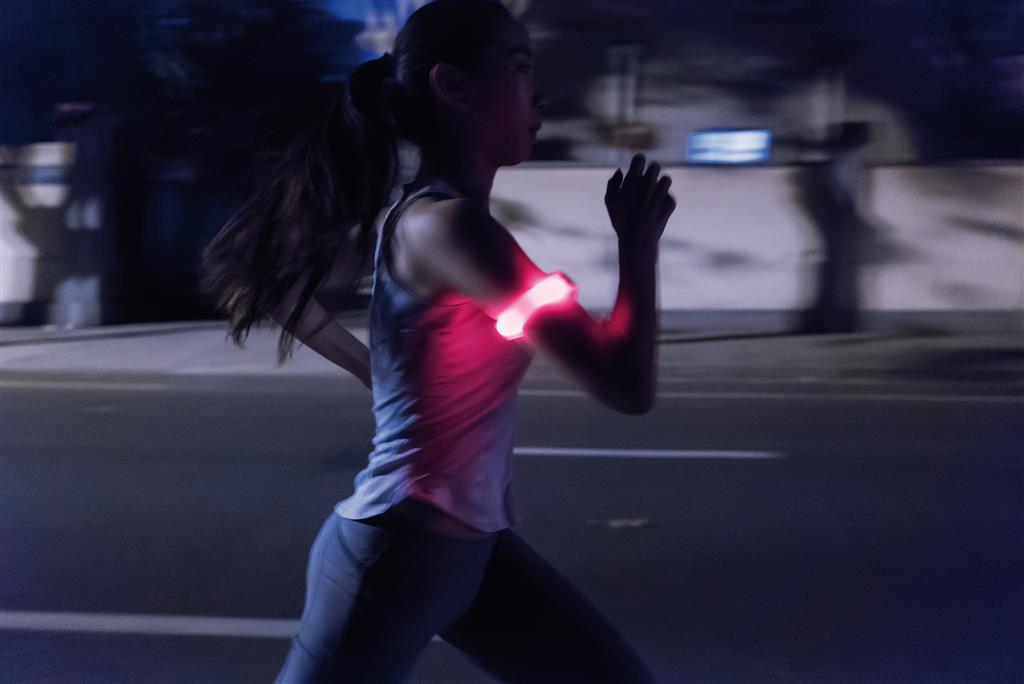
[404,195,485,241]
[392,197,464,296]
[414,197,544,276]
[400,196,546,313]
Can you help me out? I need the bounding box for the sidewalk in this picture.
[2,317,1021,385]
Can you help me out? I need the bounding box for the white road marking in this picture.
[79,405,120,414]
[515,447,783,459]
[2,379,1017,404]
[0,380,169,391]
[651,375,1014,387]
[0,610,444,642]
[518,389,1021,403]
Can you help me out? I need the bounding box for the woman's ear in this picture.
[428,62,474,111]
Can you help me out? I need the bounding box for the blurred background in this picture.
[2,0,1021,333]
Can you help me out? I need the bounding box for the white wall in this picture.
[4,157,1020,326]
[492,163,1023,315]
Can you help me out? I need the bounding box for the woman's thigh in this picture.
[438,529,656,684]
[275,512,496,684]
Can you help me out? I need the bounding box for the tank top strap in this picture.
[373,182,462,284]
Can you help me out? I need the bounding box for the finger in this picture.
[647,176,671,215]
[641,161,662,204]
[655,191,677,225]
[605,168,623,200]
[628,153,645,176]
[623,153,646,192]
[652,174,671,198]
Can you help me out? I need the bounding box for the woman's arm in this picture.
[269,268,372,390]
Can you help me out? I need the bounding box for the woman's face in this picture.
[467,20,547,165]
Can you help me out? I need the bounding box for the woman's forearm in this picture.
[604,238,658,410]
[270,272,372,389]
[299,311,372,388]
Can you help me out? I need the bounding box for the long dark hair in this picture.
[200,0,514,364]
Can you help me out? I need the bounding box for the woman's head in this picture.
[351,0,547,168]
[201,0,545,364]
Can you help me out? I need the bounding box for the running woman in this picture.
[201,1,675,681]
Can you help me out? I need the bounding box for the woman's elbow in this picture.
[621,396,654,416]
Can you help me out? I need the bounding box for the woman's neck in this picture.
[413,146,495,205]
[407,175,462,197]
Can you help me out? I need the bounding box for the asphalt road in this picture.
[1,369,1021,684]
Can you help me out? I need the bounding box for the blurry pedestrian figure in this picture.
[201,1,672,682]
[0,101,128,328]
[794,122,871,334]
[49,102,127,328]
[0,142,70,325]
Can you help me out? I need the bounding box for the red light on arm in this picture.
[496,272,577,339]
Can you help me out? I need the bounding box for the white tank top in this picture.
[334,179,535,531]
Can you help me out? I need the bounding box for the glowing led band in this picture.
[495,272,577,340]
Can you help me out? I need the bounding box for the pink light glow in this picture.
[496,272,576,339]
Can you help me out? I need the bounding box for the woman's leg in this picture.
[275,511,497,684]
[438,529,657,684]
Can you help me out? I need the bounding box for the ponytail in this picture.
[200,0,517,366]
[200,52,401,365]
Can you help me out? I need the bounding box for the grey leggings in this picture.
[273,508,656,683]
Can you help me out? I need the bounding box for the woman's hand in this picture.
[605,153,676,250]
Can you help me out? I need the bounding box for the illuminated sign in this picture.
[686,129,772,164]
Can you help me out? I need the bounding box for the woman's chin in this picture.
[520,136,539,161]
[500,146,533,166]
